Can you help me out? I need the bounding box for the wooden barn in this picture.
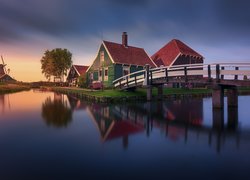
[66,65,89,86]
[86,32,156,87]
[151,39,203,67]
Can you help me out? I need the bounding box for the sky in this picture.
[1,0,250,82]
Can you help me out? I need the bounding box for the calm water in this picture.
[1,90,250,179]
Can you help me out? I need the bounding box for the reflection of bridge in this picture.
[113,63,250,108]
[78,96,249,153]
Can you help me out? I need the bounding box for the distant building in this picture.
[0,64,15,82]
[86,32,156,87]
[151,39,203,67]
[66,65,89,86]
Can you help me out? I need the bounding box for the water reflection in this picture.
[0,94,11,114]
[41,93,72,128]
[77,97,240,153]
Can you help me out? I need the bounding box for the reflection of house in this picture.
[86,104,144,148]
[151,39,203,67]
[86,32,156,87]
[66,65,89,86]
[66,95,87,111]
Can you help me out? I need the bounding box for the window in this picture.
[123,66,130,76]
[104,68,108,81]
[100,51,104,63]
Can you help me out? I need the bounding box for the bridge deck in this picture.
[113,63,250,90]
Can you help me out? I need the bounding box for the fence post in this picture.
[150,70,153,85]
[165,68,168,83]
[145,64,150,86]
[216,64,220,82]
[126,76,129,87]
[235,67,239,80]
[135,76,137,85]
[208,65,211,81]
[221,66,224,80]
[184,66,188,83]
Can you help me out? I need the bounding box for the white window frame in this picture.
[104,67,108,81]
[99,69,102,81]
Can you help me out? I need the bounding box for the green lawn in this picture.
[52,87,212,98]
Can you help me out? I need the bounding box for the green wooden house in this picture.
[86,32,156,87]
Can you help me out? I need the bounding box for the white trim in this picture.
[144,49,158,67]
[72,65,81,76]
[86,43,104,72]
[104,67,108,81]
[102,41,115,63]
[168,52,182,67]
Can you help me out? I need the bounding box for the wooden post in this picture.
[235,67,239,80]
[216,64,220,82]
[150,70,153,85]
[227,107,238,130]
[221,66,224,80]
[165,68,168,83]
[208,65,211,81]
[184,66,188,83]
[135,76,137,86]
[212,85,224,109]
[126,76,129,87]
[227,88,238,107]
[145,64,152,101]
[145,64,150,86]
[212,108,224,130]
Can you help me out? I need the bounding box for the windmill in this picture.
[1,55,8,74]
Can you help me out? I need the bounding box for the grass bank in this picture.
[51,87,212,103]
[0,83,31,94]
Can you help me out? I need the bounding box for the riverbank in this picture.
[0,83,31,94]
[51,87,212,103]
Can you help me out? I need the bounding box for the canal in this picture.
[0,90,250,179]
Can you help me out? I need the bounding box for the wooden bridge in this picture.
[113,63,250,108]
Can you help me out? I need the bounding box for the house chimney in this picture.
[122,32,128,47]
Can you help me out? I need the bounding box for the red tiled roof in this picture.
[104,121,144,141]
[103,41,156,67]
[73,65,89,75]
[151,39,203,66]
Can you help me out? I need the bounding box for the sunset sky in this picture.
[1,0,250,82]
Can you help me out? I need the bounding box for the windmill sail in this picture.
[1,55,7,74]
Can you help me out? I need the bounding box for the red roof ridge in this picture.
[102,40,156,67]
[103,40,145,50]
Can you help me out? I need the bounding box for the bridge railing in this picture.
[113,63,250,89]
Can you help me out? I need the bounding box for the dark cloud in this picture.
[1,0,250,60]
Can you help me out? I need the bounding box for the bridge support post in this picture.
[212,108,224,130]
[157,85,163,100]
[227,107,238,130]
[227,88,238,107]
[212,86,224,109]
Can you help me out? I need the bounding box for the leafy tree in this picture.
[41,48,72,82]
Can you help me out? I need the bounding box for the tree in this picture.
[41,48,72,82]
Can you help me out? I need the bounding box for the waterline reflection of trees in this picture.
[41,96,72,128]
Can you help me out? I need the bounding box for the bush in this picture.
[78,74,88,88]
